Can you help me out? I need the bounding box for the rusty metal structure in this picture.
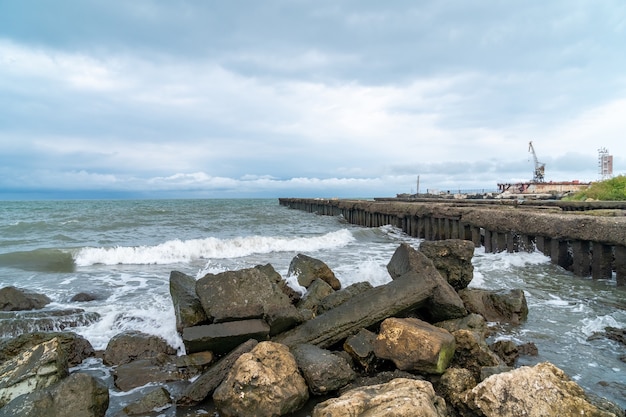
[528,141,545,182]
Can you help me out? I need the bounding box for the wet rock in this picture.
[69,292,101,302]
[0,309,101,338]
[103,330,176,366]
[458,288,528,324]
[182,319,270,355]
[459,362,616,417]
[0,372,109,417]
[0,286,51,311]
[169,270,208,333]
[275,244,464,349]
[312,378,448,417]
[387,242,467,321]
[374,317,456,375]
[489,340,518,366]
[296,278,334,313]
[254,263,302,304]
[113,353,189,391]
[343,328,380,372]
[291,344,356,395]
[435,313,488,336]
[177,339,258,407]
[450,329,502,381]
[0,331,94,367]
[288,253,341,290]
[122,387,172,415]
[317,281,373,314]
[419,239,475,290]
[213,341,309,417]
[196,266,300,334]
[517,341,539,357]
[436,367,477,412]
[0,337,68,407]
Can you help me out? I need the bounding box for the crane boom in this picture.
[528,141,545,182]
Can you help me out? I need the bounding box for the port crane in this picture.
[528,141,545,182]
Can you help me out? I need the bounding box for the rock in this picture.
[459,362,616,417]
[0,309,101,337]
[103,330,176,366]
[387,242,467,321]
[312,378,448,417]
[459,288,528,324]
[291,344,356,395]
[374,317,456,375]
[436,367,477,411]
[419,239,475,290]
[450,329,502,381]
[480,364,514,380]
[518,341,538,357]
[196,266,300,334]
[0,331,94,367]
[288,253,341,290]
[339,370,423,394]
[177,339,258,407]
[0,337,68,407]
[122,387,172,415]
[254,263,302,304]
[169,270,208,333]
[113,353,189,391]
[317,281,373,314]
[69,292,101,302]
[343,328,380,372]
[296,278,334,313]
[182,319,270,355]
[489,340,518,366]
[0,286,51,311]
[274,244,465,349]
[0,372,109,417]
[435,313,488,336]
[213,341,309,417]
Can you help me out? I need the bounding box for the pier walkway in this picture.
[279,198,626,286]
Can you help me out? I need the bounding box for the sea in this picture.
[0,198,624,414]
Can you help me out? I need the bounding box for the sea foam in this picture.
[74,229,355,266]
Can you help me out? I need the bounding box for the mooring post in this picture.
[591,243,613,280]
[570,240,591,277]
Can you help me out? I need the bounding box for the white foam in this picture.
[74,230,355,266]
[336,259,392,288]
[580,315,621,337]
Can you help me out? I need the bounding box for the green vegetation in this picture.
[564,175,626,201]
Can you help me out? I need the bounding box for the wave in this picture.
[0,249,76,272]
[74,230,355,266]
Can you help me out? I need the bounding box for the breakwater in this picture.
[279,198,626,286]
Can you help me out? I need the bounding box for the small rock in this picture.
[123,387,172,415]
[288,253,341,290]
[103,330,176,366]
[0,286,51,311]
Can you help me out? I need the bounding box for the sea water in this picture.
[0,199,623,414]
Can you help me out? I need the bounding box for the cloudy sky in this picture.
[1,1,625,199]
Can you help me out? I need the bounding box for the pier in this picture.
[279,198,626,286]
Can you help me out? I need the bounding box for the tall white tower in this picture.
[598,148,613,180]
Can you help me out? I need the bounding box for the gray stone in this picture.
[291,344,356,395]
[435,313,488,336]
[317,281,373,314]
[419,239,475,290]
[0,331,94,367]
[0,286,51,311]
[296,278,334,313]
[343,328,379,372]
[182,319,270,355]
[0,372,109,417]
[103,330,176,366]
[122,387,172,415]
[459,288,529,324]
[288,253,341,290]
[113,354,189,391]
[0,309,100,338]
[169,270,208,332]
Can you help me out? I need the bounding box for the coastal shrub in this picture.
[564,175,626,201]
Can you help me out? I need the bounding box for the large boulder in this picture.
[213,341,309,417]
[312,378,448,417]
[0,331,94,367]
[0,337,68,407]
[196,267,301,334]
[103,330,176,366]
[387,243,467,321]
[0,286,51,311]
[317,281,373,314]
[374,317,456,375]
[288,253,341,290]
[450,329,502,381]
[274,244,465,349]
[419,239,475,290]
[291,344,356,395]
[182,319,270,355]
[436,367,477,412]
[459,362,616,417]
[0,372,109,417]
[459,288,528,324]
[169,270,208,332]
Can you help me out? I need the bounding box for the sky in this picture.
[1,1,625,199]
